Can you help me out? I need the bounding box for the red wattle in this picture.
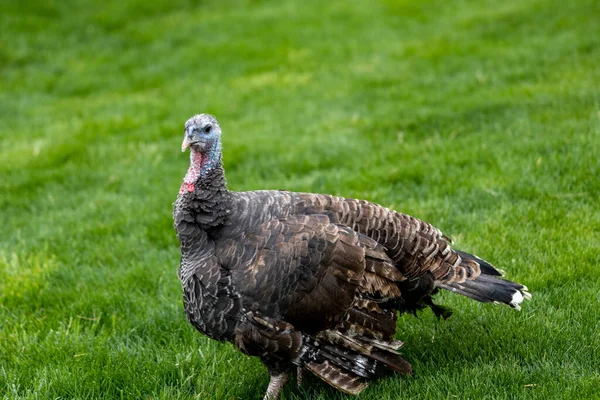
[179,150,204,194]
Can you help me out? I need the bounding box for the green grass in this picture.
[1,0,599,398]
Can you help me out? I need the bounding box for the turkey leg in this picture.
[263,373,289,400]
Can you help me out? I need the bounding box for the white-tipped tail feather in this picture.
[440,275,531,309]
[441,251,531,310]
[510,290,524,310]
[514,286,532,310]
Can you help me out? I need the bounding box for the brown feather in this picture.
[306,361,368,395]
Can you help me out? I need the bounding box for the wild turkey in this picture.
[173,114,531,399]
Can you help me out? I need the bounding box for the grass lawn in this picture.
[1,0,600,398]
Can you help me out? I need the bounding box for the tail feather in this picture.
[440,252,531,310]
[455,250,502,276]
[439,250,531,309]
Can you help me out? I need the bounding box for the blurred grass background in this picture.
[1,0,599,398]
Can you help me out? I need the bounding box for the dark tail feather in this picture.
[440,274,531,309]
[441,251,531,309]
[455,250,502,276]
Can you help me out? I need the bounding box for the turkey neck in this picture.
[174,145,232,240]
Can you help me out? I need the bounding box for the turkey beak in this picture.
[181,136,193,152]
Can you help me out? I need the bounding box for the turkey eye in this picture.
[203,125,212,134]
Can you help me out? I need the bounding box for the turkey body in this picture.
[174,114,530,399]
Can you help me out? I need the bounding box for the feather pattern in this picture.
[174,114,531,399]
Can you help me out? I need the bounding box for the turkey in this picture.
[173,114,531,399]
